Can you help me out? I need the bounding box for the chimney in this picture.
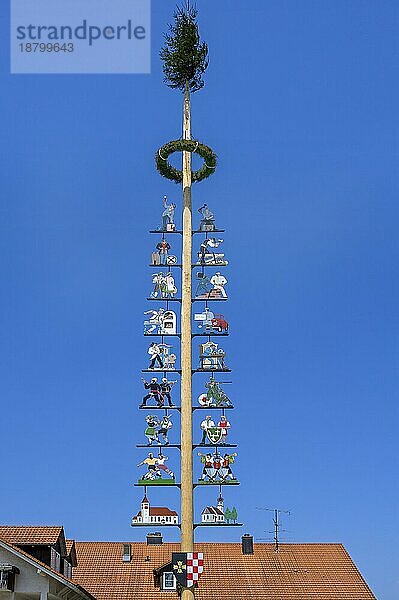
[241,534,254,555]
[146,532,163,546]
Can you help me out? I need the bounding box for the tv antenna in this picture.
[255,507,291,552]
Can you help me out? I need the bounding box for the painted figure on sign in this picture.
[218,415,231,444]
[210,272,228,298]
[150,273,164,299]
[219,453,237,481]
[197,452,238,483]
[213,452,222,474]
[157,414,173,445]
[194,307,214,332]
[151,240,178,266]
[161,196,176,231]
[144,415,160,445]
[200,415,232,445]
[194,309,229,334]
[155,453,174,478]
[195,272,228,299]
[161,378,177,407]
[156,239,170,265]
[200,415,215,445]
[147,342,176,370]
[197,238,227,266]
[199,341,227,370]
[151,250,161,266]
[137,452,159,480]
[160,344,177,370]
[150,272,177,299]
[144,308,165,335]
[148,342,164,369]
[144,309,177,335]
[198,204,216,231]
[195,272,213,298]
[164,272,177,298]
[137,452,175,481]
[198,377,232,407]
[140,377,163,408]
[198,452,216,482]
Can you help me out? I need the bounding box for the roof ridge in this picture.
[74,541,345,546]
[0,525,64,528]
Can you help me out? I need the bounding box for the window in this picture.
[63,560,72,579]
[0,571,8,590]
[0,566,19,591]
[122,544,131,563]
[162,572,176,590]
[50,548,61,572]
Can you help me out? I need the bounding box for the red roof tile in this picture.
[135,508,178,518]
[0,526,64,546]
[66,539,78,567]
[0,525,67,557]
[72,541,377,600]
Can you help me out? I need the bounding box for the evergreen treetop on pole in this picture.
[160,1,209,93]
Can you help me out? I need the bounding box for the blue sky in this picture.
[1,1,398,598]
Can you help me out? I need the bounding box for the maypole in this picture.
[132,4,241,597]
[158,8,209,582]
[181,80,194,559]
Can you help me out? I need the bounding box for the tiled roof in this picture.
[135,508,178,518]
[202,507,224,515]
[66,539,78,567]
[0,526,64,547]
[150,508,178,517]
[73,541,376,600]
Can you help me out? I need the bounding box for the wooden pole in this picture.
[181,81,194,600]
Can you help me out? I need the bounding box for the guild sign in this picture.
[206,426,223,444]
[172,552,204,588]
[186,552,204,585]
[172,552,187,587]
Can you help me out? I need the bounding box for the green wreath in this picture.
[155,139,217,183]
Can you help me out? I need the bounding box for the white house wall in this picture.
[0,547,88,600]
[0,547,49,595]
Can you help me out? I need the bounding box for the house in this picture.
[201,495,225,524]
[131,495,179,526]
[0,526,377,599]
[71,537,377,599]
[0,527,93,600]
[0,526,77,579]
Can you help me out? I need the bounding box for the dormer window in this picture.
[63,560,72,579]
[162,572,176,590]
[50,548,61,572]
[122,544,131,562]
